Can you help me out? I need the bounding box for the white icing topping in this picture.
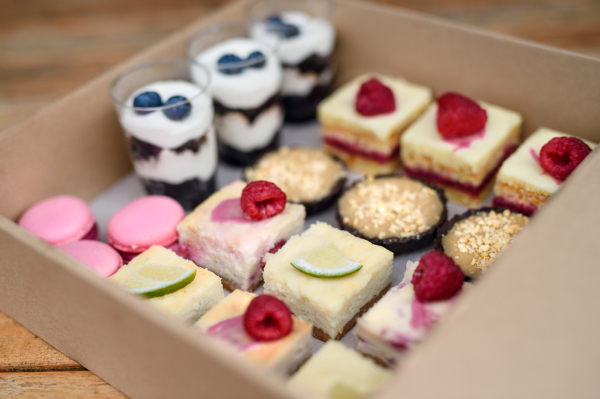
[131,126,218,184]
[401,100,523,169]
[120,80,213,148]
[497,127,597,194]
[318,74,433,140]
[215,106,283,151]
[251,11,336,65]
[282,66,333,96]
[193,37,282,109]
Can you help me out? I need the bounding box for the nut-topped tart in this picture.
[435,207,529,278]
[244,147,347,215]
[336,175,447,254]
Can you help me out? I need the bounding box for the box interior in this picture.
[1,0,600,398]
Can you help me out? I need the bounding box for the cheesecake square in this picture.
[194,290,312,375]
[356,261,466,367]
[177,181,306,292]
[263,222,393,340]
[289,340,390,399]
[492,127,596,216]
[401,99,523,206]
[110,246,223,324]
[318,74,432,175]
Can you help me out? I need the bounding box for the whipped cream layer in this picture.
[497,127,597,195]
[250,11,336,66]
[216,104,283,152]
[282,65,333,97]
[194,37,282,109]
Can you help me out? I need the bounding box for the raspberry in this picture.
[241,181,287,221]
[539,136,592,180]
[436,92,487,139]
[355,78,396,116]
[243,295,293,341]
[411,250,464,303]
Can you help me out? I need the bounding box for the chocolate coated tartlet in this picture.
[244,147,347,215]
[434,207,529,278]
[336,175,447,254]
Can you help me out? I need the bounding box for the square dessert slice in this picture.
[318,74,433,175]
[263,222,393,340]
[194,290,312,375]
[289,340,390,399]
[110,246,223,324]
[177,180,306,292]
[492,127,597,216]
[356,260,467,367]
[401,95,523,206]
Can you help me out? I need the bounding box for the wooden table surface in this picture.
[1,0,600,397]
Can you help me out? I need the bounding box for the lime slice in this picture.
[118,263,196,298]
[291,243,362,278]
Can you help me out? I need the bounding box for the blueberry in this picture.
[267,23,300,38]
[247,51,266,69]
[133,91,162,115]
[266,15,283,24]
[162,96,191,121]
[217,54,244,75]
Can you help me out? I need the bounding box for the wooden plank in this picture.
[0,371,127,398]
[0,311,83,372]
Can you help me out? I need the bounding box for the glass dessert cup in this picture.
[109,58,217,210]
[248,0,337,122]
[187,21,284,166]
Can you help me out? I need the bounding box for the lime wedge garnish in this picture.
[291,244,362,278]
[118,263,196,298]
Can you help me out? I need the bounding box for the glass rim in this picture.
[109,57,211,112]
[246,0,337,24]
[186,20,279,70]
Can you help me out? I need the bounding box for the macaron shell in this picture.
[18,195,97,245]
[107,195,185,253]
[58,240,123,277]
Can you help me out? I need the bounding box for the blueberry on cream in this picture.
[133,91,162,115]
[218,54,244,75]
[163,95,192,121]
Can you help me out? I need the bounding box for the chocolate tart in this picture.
[434,207,529,278]
[336,175,447,254]
[244,147,348,216]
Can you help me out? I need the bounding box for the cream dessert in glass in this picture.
[110,58,217,210]
[187,22,284,166]
[249,0,336,122]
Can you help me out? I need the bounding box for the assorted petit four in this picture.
[111,60,217,209]
[110,245,223,324]
[18,195,98,245]
[492,127,596,216]
[188,26,284,166]
[250,8,336,122]
[107,195,186,263]
[356,252,466,367]
[435,207,529,278]
[401,92,523,206]
[336,175,447,254]
[244,147,347,215]
[58,240,122,278]
[318,74,433,174]
[263,222,393,340]
[289,340,390,399]
[194,290,312,374]
[177,180,305,292]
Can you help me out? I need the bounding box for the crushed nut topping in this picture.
[245,147,346,203]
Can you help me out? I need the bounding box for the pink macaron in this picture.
[18,195,98,245]
[58,240,123,277]
[107,195,186,262]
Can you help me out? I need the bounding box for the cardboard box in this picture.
[2,0,600,397]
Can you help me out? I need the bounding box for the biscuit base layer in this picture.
[217,273,262,293]
[325,144,400,175]
[312,283,392,341]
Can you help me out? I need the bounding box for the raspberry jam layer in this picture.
[118,240,182,263]
[492,196,537,217]
[404,143,517,197]
[323,135,398,165]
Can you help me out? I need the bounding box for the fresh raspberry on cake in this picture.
[244,294,293,341]
[539,136,592,180]
[241,181,287,221]
[436,92,488,138]
[411,250,463,302]
[355,78,396,116]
